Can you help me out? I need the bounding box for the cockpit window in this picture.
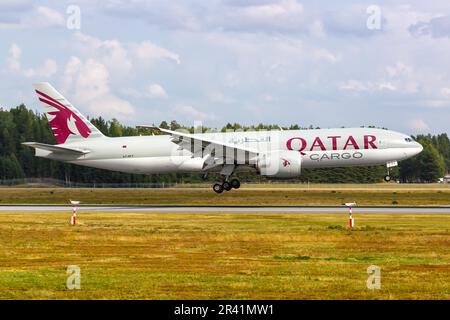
[405,137,413,142]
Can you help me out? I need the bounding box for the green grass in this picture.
[0,187,450,205]
[0,211,448,299]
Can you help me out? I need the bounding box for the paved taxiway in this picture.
[1,205,450,214]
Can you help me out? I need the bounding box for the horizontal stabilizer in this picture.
[22,142,90,155]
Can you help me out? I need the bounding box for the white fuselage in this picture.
[35,128,423,175]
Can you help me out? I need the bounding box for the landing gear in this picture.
[213,183,224,194]
[384,161,397,183]
[222,181,232,191]
[212,179,240,193]
[230,178,241,189]
[212,165,242,194]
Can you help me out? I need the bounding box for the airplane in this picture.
[24,83,423,193]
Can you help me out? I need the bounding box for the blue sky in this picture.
[1,0,449,134]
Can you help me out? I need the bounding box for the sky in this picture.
[0,0,449,135]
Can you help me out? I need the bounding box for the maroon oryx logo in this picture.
[281,157,291,167]
[36,90,91,144]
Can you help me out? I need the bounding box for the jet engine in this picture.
[256,150,302,178]
[178,155,214,171]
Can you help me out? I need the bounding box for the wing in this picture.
[22,142,90,155]
[137,126,259,169]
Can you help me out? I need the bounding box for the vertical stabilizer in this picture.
[33,82,105,144]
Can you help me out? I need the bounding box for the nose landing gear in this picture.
[384,160,398,182]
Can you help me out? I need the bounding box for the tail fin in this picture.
[33,82,105,144]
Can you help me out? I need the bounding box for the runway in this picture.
[1,205,450,214]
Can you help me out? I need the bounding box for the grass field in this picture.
[0,186,450,206]
[0,211,448,299]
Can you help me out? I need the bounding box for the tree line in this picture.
[0,104,447,185]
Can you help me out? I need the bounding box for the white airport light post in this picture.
[70,200,80,225]
[345,202,356,229]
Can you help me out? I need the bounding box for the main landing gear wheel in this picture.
[230,179,241,189]
[213,183,224,194]
[222,181,232,191]
[384,175,391,182]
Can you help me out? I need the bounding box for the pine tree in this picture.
[416,142,445,182]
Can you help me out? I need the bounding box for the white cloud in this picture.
[23,59,58,78]
[73,33,132,76]
[308,20,326,38]
[440,87,450,97]
[6,43,58,78]
[202,32,306,87]
[101,0,201,31]
[338,62,419,95]
[72,32,180,74]
[409,15,450,38]
[4,32,180,104]
[100,0,307,34]
[407,119,429,131]
[339,80,367,92]
[148,84,168,98]
[0,0,32,28]
[7,44,21,71]
[313,48,338,63]
[129,41,181,65]
[384,5,436,36]
[0,0,31,9]
[63,56,82,88]
[385,62,418,93]
[0,22,21,30]
[122,83,168,99]
[207,91,235,104]
[217,0,305,33]
[32,6,65,28]
[377,82,396,91]
[386,62,413,77]
[63,57,135,118]
[173,104,211,121]
[340,80,397,93]
[421,99,450,108]
[322,5,384,37]
[0,5,64,30]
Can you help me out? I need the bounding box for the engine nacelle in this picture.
[257,151,302,178]
[178,155,214,172]
[178,157,205,171]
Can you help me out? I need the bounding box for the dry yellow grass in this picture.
[0,211,448,299]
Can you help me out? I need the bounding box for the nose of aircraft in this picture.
[401,141,423,159]
[413,142,423,156]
